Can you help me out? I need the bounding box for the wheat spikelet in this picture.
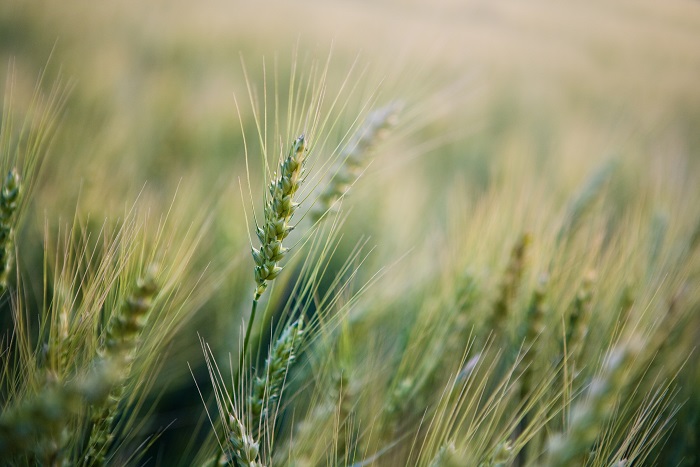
[384,376,415,422]
[0,384,82,460]
[224,413,264,467]
[513,274,548,464]
[328,367,355,464]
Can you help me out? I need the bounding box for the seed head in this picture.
[253,135,308,299]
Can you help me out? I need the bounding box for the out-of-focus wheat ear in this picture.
[556,159,616,244]
[519,274,548,400]
[514,274,548,465]
[563,270,596,362]
[487,233,531,333]
[648,212,668,269]
[331,366,356,464]
[0,168,20,295]
[311,101,403,222]
[102,268,159,360]
[83,268,159,467]
[543,338,643,467]
[440,272,480,374]
[248,317,304,435]
[252,135,308,301]
[0,357,116,461]
[0,382,80,461]
[277,360,355,467]
[384,376,413,419]
[616,284,635,327]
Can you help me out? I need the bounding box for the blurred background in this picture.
[2,0,699,464]
[2,0,698,226]
[2,0,699,211]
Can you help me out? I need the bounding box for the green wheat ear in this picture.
[248,317,305,434]
[252,135,308,301]
[0,168,21,294]
[241,135,308,376]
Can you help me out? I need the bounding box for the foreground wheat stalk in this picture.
[212,318,303,467]
[242,135,308,368]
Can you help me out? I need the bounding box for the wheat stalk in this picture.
[241,135,308,376]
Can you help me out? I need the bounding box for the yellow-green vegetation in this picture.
[2,0,700,466]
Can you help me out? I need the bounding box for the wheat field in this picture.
[1,0,699,465]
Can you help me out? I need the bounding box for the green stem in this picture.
[238,298,259,385]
